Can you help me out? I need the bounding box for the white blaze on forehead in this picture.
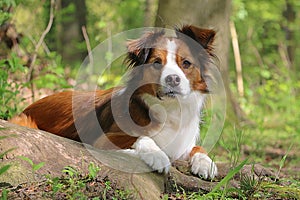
[160,39,191,95]
[166,39,177,62]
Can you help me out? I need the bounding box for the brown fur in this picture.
[10,113,38,129]
[190,146,207,158]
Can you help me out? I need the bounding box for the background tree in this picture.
[282,0,296,69]
[45,0,87,67]
[144,0,158,27]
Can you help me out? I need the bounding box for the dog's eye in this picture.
[182,60,191,69]
[153,59,162,69]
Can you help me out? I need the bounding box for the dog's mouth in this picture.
[156,87,182,100]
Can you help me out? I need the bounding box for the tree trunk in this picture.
[50,0,87,66]
[155,0,249,123]
[144,0,158,27]
[282,0,296,68]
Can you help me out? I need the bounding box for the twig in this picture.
[27,0,55,102]
[81,26,93,69]
[230,20,244,97]
[278,41,292,71]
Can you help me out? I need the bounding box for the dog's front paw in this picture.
[190,153,218,179]
[139,149,171,173]
[133,136,171,173]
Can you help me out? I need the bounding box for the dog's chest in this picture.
[142,93,205,160]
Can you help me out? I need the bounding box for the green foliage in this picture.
[33,53,70,90]
[275,143,293,180]
[50,166,87,199]
[0,0,20,25]
[240,173,260,197]
[0,0,147,118]
[43,162,131,199]
[0,1,72,121]
[228,0,300,176]
[0,188,9,200]
[49,164,99,199]
[86,0,145,46]
[218,126,244,167]
[0,51,70,120]
[210,159,248,195]
[0,53,27,119]
[88,162,100,180]
[231,0,300,133]
[0,165,11,177]
[18,156,45,174]
[102,181,112,200]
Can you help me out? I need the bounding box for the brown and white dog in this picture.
[11,25,218,179]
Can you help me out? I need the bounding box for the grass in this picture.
[1,162,132,200]
[162,115,300,199]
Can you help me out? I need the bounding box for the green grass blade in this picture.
[62,166,78,177]
[18,156,34,166]
[276,143,293,179]
[0,135,9,139]
[211,158,248,193]
[0,147,17,159]
[0,164,11,176]
[33,162,45,172]
[0,188,9,199]
[0,134,18,140]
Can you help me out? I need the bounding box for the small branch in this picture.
[278,41,292,71]
[230,20,244,97]
[27,0,55,102]
[81,26,93,68]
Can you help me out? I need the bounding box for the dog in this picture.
[11,25,218,179]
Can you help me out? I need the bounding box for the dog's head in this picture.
[125,25,216,100]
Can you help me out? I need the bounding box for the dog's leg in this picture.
[128,136,171,173]
[189,146,218,179]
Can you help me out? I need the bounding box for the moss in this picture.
[0,160,35,186]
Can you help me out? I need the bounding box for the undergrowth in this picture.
[1,161,132,200]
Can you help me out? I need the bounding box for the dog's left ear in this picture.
[126,31,164,67]
[177,25,215,53]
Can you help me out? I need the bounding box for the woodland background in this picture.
[0,0,300,199]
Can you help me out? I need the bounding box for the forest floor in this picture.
[2,144,299,200]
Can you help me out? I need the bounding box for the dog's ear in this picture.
[177,25,215,54]
[126,31,164,67]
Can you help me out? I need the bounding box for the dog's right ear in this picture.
[126,31,164,67]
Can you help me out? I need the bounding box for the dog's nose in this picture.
[165,74,181,87]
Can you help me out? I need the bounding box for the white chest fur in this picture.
[142,92,205,161]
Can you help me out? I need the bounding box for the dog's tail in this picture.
[9,113,38,129]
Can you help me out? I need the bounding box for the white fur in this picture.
[190,152,218,179]
[142,92,205,161]
[131,136,171,173]
[160,40,191,96]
